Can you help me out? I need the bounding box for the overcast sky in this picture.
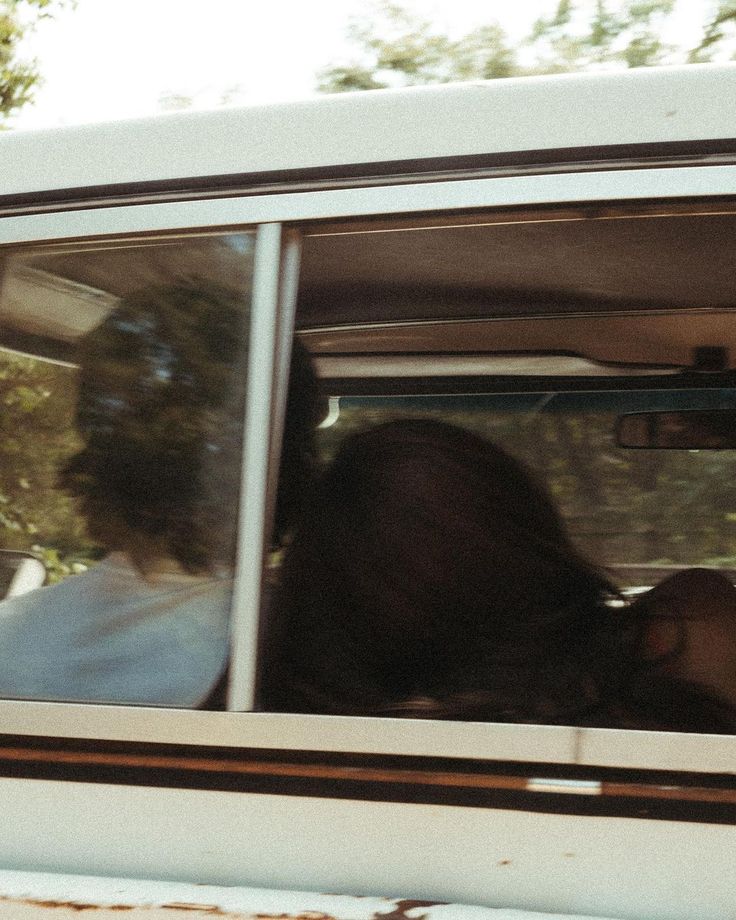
[12,0,714,131]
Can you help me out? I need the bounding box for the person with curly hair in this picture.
[0,282,321,707]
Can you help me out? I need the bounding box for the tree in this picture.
[317,2,518,92]
[0,350,100,581]
[527,0,677,72]
[317,0,736,94]
[158,91,195,113]
[1,0,71,126]
[688,0,736,62]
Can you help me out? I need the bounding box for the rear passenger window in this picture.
[261,203,736,733]
[0,232,254,707]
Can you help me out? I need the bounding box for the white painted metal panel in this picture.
[0,871,619,920]
[0,701,733,773]
[1,65,735,197]
[2,166,736,246]
[577,725,736,773]
[0,781,729,920]
[0,704,577,763]
[0,76,733,920]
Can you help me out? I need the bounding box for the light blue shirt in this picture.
[0,553,232,706]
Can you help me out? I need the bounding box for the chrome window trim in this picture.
[0,701,729,773]
[0,701,575,762]
[1,165,736,247]
[262,232,301,560]
[4,150,736,221]
[227,223,283,711]
[0,175,735,770]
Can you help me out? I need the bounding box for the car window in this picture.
[0,232,255,707]
[260,202,736,731]
[317,389,736,591]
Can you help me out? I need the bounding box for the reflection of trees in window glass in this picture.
[0,352,99,581]
[0,233,255,583]
[65,280,249,575]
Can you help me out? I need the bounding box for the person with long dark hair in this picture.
[263,418,736,732]
[0,284,321,707]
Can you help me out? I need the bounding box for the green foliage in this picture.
[446,24,518,81]
[0,0,72,125]
[157,91,195,112]
[318,0,733,94]
[317,2,518,91]
[0,351,100,579]
[33,545,90,584]
[688,1,736,62]
[0,4,36,121]
[528,0,676,72]
[317,65,388,93]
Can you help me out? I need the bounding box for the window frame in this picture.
[0,168,735,775]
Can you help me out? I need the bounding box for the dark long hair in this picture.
[263,418,736,732]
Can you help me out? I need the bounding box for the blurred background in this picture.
[2,0,735,131]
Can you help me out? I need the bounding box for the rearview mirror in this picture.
[616,409,736,449]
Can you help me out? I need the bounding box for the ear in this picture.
[642,618,683,663]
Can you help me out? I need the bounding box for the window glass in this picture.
[262,205,736,733]
[264,377,736,730]
[318,389,736,590]
[0,232,254,706]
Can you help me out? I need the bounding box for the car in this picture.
[0,64,735,920]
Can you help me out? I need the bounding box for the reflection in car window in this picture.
[318,390,736,590]
[0,234,254,706]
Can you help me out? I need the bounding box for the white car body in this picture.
[0,66,735,920]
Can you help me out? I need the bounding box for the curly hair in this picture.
[63,282,319,573]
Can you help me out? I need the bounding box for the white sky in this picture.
[10,0,716,131]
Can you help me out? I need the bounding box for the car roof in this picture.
[2,64,736,200]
